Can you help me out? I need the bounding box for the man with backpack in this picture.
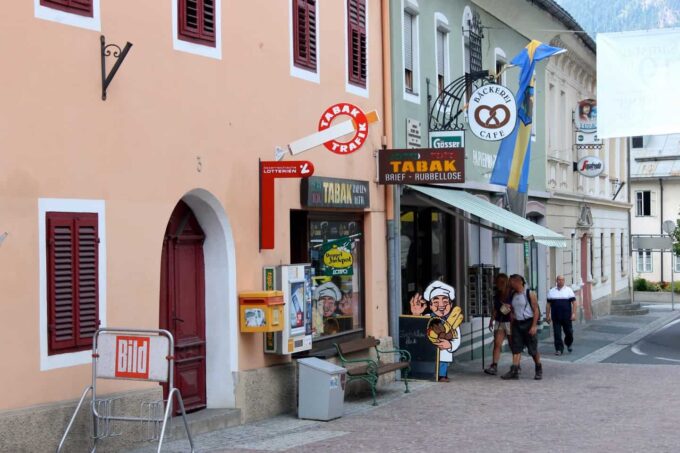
[501,274,543,380]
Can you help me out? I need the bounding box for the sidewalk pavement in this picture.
[130,307,680,453]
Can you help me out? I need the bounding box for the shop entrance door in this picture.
[159,201,207,412]
[580,235,592,320]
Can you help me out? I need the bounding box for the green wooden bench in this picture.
[334,336,411,406]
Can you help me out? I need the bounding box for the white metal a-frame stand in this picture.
[56,328,195,452]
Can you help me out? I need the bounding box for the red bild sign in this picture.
[260,160,314,250]
[115,336,150,380]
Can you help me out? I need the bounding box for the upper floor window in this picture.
[462,8,483,99]
[347,0,367,88]
[494,48,507,86]
[632,136,644,148]
[675,254,680,273]
[40,0,92,17]
[635,191,653,216]
[36,0,100,30]
[46,212,100,355]
[434,14,450,95]
[178,0,216,47]
[403,1,420,103]
[293,0,318,72]
[636,250,652,273]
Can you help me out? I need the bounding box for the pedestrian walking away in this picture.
[484,273,512,376]
[546,275,576,355]
[501,274,542,380]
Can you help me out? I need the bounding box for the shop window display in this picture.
[307,219,363,338]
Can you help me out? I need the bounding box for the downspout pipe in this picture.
[381,0,400,346]
[660,177,664,284]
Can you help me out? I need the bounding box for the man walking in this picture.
[546,275,576,355]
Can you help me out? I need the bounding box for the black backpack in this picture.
[525,288,542,324]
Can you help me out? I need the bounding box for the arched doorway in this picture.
[160,200,207,412]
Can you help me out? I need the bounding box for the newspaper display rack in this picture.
[56,328,195,452]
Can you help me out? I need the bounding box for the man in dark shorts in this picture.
[501,274,543,380]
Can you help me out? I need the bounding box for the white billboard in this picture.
[597,28,680,138]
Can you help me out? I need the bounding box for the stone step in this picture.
[610,299,632,306]
[165,408,241,442]
[610,307,649,316]
[611,303,643,311]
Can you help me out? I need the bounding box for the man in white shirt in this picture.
[546,275,577,355]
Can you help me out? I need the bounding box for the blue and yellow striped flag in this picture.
[490,40,565,193]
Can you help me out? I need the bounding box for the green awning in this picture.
[407,185,566,248]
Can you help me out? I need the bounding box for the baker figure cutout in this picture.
[410,281,464,382]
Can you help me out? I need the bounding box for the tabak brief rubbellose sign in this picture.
[378,148,465,184]
[467,84,517,141]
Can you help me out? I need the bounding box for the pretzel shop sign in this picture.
[467,84,517,141]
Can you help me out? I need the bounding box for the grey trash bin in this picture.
[297,357,347,421]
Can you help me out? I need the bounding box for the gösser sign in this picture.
[576,156,604,177]
[467,84,517,141]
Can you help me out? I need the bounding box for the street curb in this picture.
[574,310,680,364]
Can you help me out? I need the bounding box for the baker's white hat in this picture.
[424,280,455,301]
[313,282,341,301]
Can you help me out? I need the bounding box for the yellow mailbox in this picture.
[239,291,285,333]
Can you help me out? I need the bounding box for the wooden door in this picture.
[160,201,206,412]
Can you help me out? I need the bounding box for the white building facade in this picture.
[544,36,631,319]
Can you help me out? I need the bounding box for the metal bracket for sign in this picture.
[56,328,194,453]
[101,35,133,101]
[428,70,494,132]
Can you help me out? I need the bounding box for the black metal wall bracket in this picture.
[100,35,132,101]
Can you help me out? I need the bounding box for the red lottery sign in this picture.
[318,103,369,155]
[260,160,314,250]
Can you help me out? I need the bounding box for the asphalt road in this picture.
[604,309,680,365]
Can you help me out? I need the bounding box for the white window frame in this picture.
[434,13,450,95]
[636,249,652,273]
[494,47,507,86]
[39,198,107,370]
[402,0,420,104]
[289,0,320,83]
[34,0,101,31]
[172,0,223,60]
[674,253,680,273]
[461,6,473,104]
[345,0,369,98]
[635,190,653,217]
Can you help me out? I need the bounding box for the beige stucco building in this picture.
[0,1,391,450]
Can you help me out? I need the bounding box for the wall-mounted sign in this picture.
[301,176,370,209]
[429,130,464,149]
[317,103,370,155]
[576,131,602,145]
[406,118,422,148]
[378,148,465,184]
[320,237,354,276]
[288,107,380,156]
[575,155,604,177]
[574,98,597,132]
[467,84,517,141]
[260,160,315,249]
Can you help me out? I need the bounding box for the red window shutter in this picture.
[47,212,99,355]
[178,0,217,47]
[347,0,367,87]
[293,0,317,71]
[40,0,93,17]
[76,214,99,347]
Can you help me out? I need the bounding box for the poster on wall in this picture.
[320,237,354,276]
